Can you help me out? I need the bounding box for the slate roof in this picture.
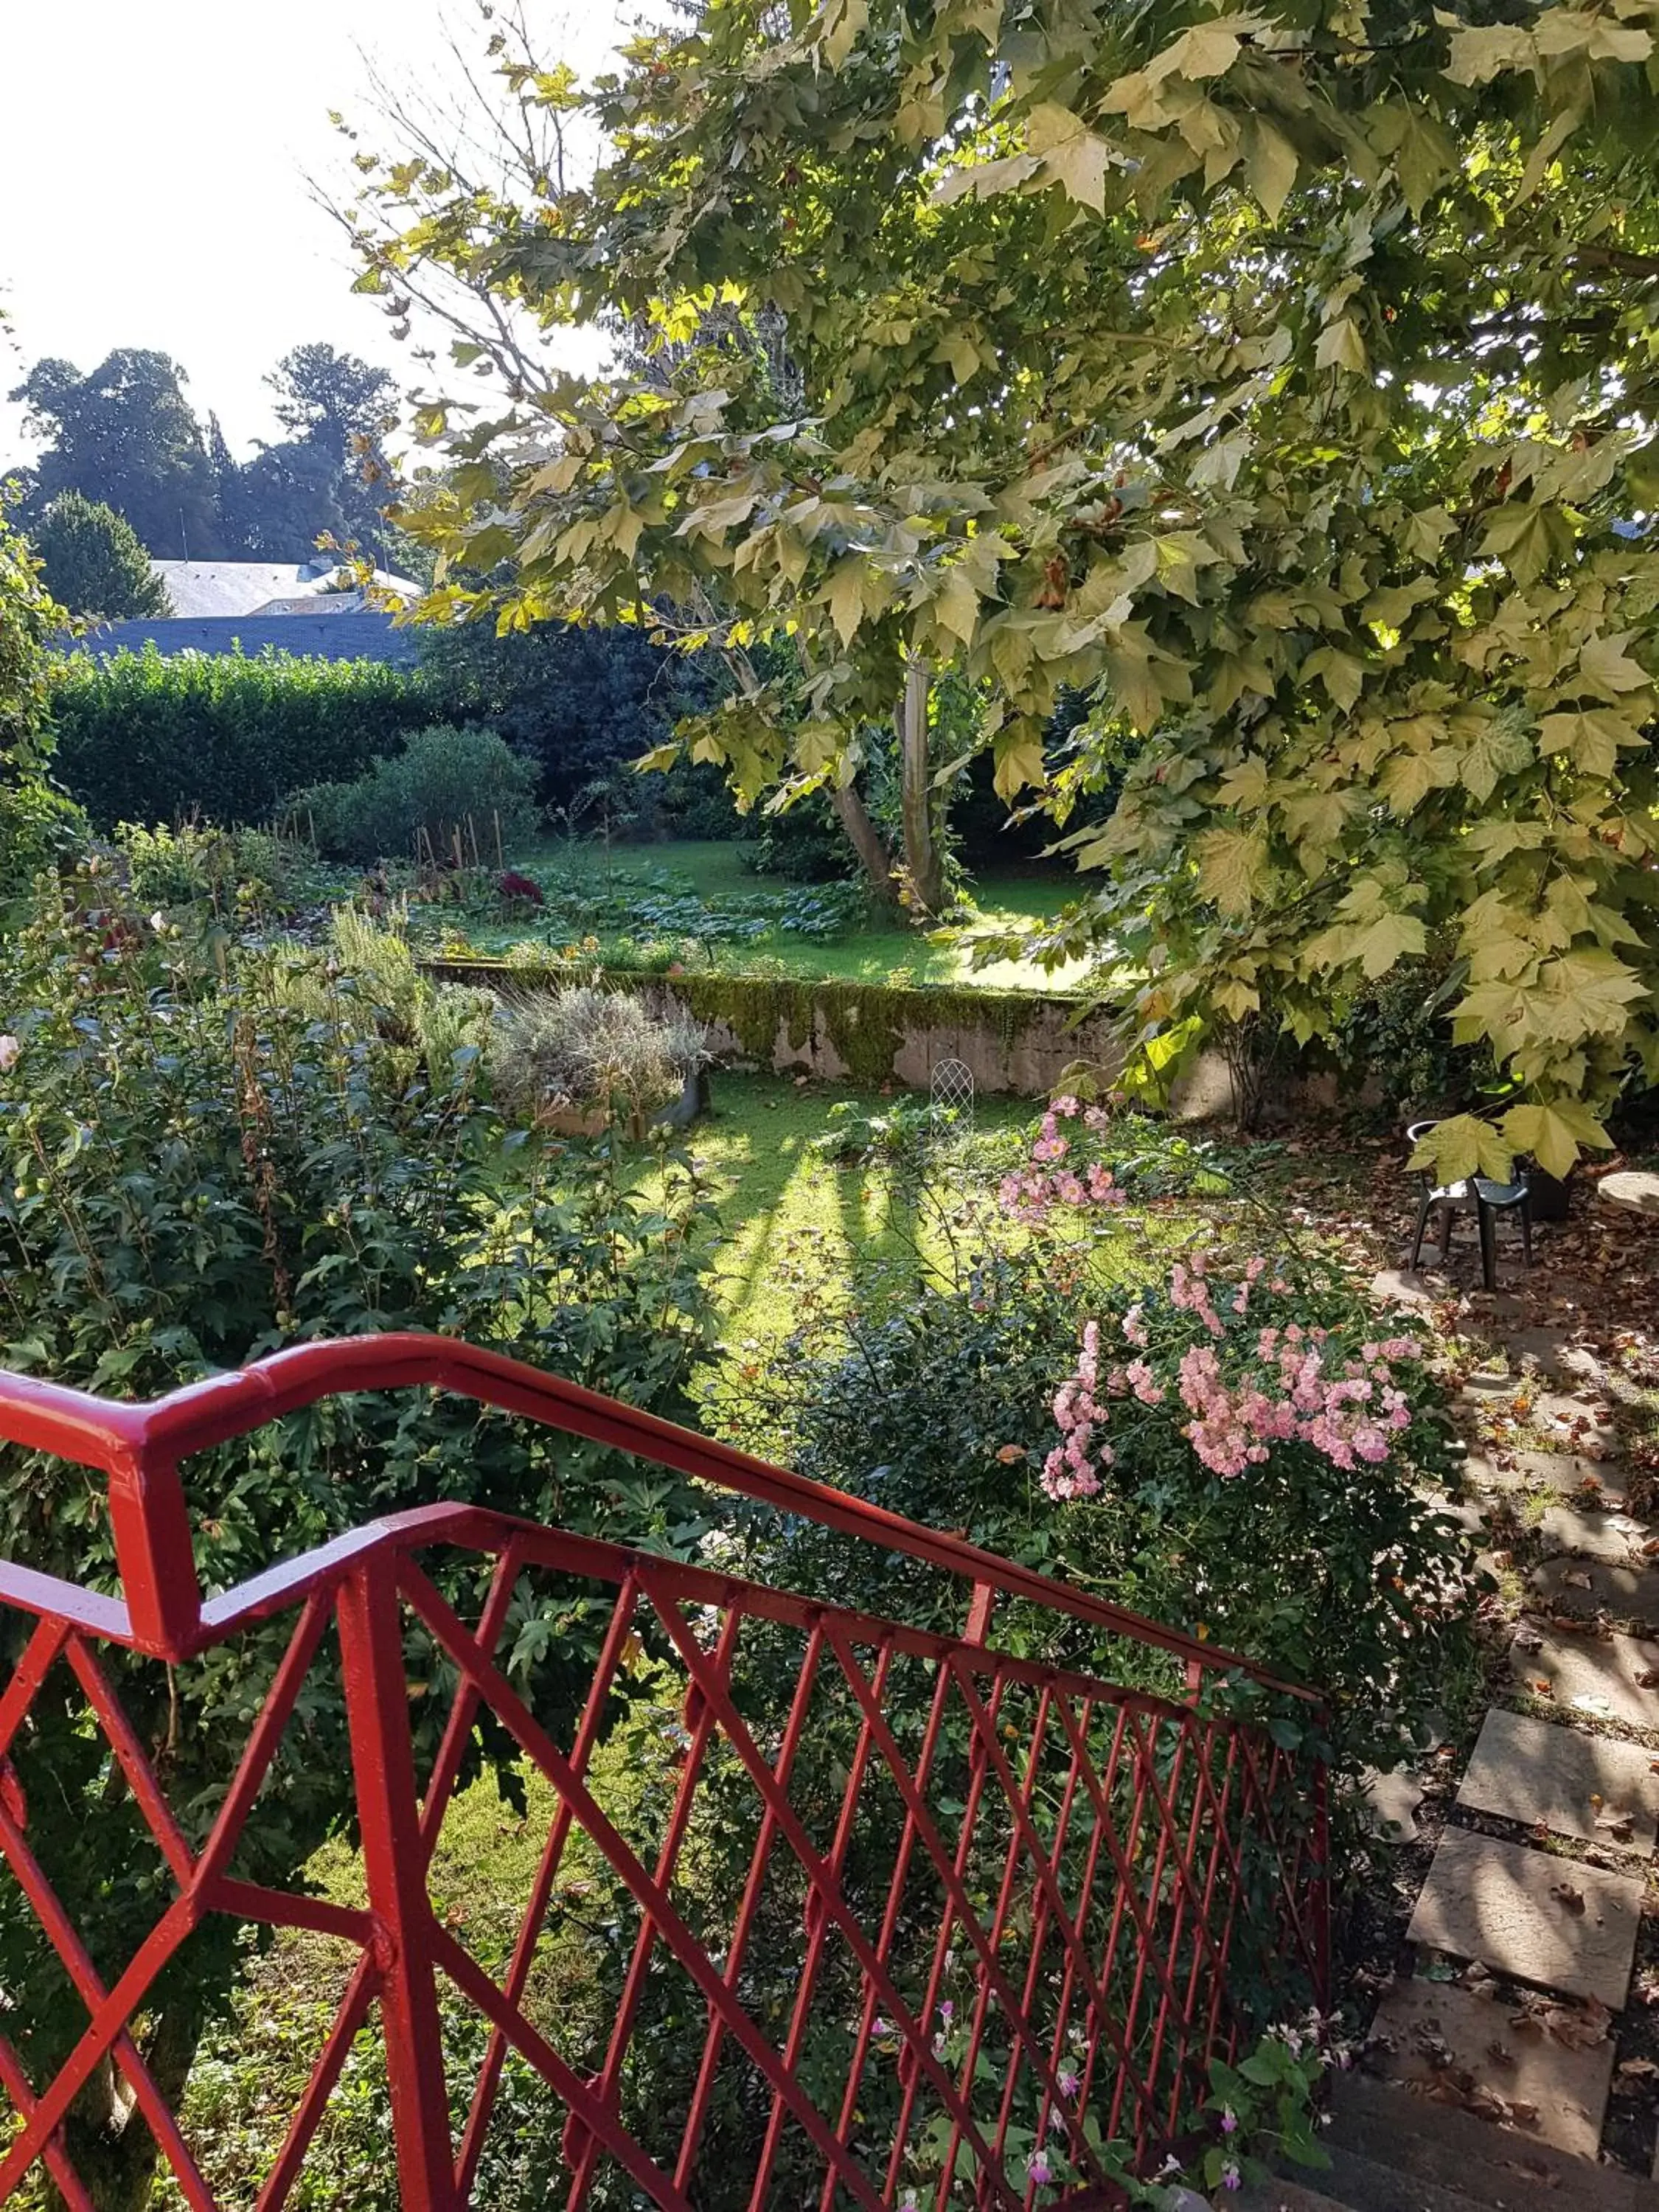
[71,613,422,667]
[151,560,420,619]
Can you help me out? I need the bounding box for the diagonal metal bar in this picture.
[456,1568,642,2199]
[432,1922,695,2212]
[0,1806,215,2208]
[256,1970,381,2212]
[651,1597,1025,2212]
[821,1642,959,2212]
[1045,1697,1208,2144]
[745,1635,897,2212]
[396,1560,895,2212]
[675,1607,838,2196]
[566,1603,749,2205]
[0,2031,95,2212]
[0,1616,69,1758]
[63,1634,197,1888]
[812,1621,1086,2200]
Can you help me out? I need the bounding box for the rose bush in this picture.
[717,1099,1480,1773]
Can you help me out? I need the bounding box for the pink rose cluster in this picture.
[1041,1255,1422,1496]
[998,1095,1128,1226]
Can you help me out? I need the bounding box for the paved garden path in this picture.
[1250,1259,1659,2207]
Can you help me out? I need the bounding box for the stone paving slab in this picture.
[1512,1624,1659,1729]
[1531,1556,1659,1623]
[1456,1708,1659,1851]
[1531,1393,1621,1452]
[1407,1826,1641,2008]
[1538,1503,1649,1564]
[1466,1447,1624,1497]
[1600,1170,1659,1216]
[1364,1974,1616,2160]
[1360,1766,1426,1840]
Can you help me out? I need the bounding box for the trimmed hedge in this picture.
[49,646,431,828]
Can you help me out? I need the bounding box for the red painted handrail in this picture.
[0,1332,1318,1694]
[0,1337,1330,2209]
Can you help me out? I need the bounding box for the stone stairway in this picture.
[1237,1297,1659,2211]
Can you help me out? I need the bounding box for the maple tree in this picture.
[347,0,1659,1173]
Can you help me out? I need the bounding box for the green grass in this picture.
[650,1069,1034,1346]
[417,838,1093,992]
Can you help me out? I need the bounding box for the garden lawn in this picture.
[643,1071,1034,1346]
[416,838,1093,991]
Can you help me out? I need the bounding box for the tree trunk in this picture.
[829,782,900,905]
[897,658,945,916]
[51,2006,203,2212]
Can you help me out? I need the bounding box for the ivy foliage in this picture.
[347,0,1659,1176]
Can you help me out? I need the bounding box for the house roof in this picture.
[151,559,420,619]
[72,613,422,667]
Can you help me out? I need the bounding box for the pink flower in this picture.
[1051,1094,1082,1119]
[1027,2152,1053,2188]
[1126,1360,1165,1405]
[1220,2160,1241,2191]
[1220,2105,1238,2135]
[1057,2064,1081,2098]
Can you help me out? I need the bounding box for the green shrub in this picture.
[116,818,313,912]
[49,644,430,827]
[0,864,719,2206]
[1330,952,1491,1120]
[298,722,541,863]
[1,497,86,927]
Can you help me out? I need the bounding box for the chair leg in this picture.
[1439,1203,1456,1262]
[1520,1197,1534,1265]
[1410,1192,1433,1271]
[1478,1200,1498,1292]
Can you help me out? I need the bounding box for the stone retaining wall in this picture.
[420,959,1127,1099]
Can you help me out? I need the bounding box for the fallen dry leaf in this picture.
[1614,2059,1659,2093]
[1562,1569,1595,1591]
[1594,1808,1636,1842]
[1511,1994,1612,2049]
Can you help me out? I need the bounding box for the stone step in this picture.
[1456,1706,1659,1852]
[1539,1503,1653,1565]
[1358,1766,1426,1840]
[1405,1824,1643,2008]
[1511,1623,1659,1731]
[1329,2073,1659,2211]
[1467,1447,1624,1497]
[1533,1555,1659,1624]
[1232,2179,1356,2211]
[1301,2146,1504,2211]
[1361,1972,1615,2157]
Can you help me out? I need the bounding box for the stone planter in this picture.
[538,1065,709,1141]
[1526,1165,1573,1222]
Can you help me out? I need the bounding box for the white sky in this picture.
[0,1,626,473]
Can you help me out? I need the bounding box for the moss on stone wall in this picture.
[419,954,1101,1093]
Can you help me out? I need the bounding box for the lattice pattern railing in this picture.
[0,1336,1328,2209]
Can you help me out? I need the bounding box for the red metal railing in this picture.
[0,1335,1329,2209]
